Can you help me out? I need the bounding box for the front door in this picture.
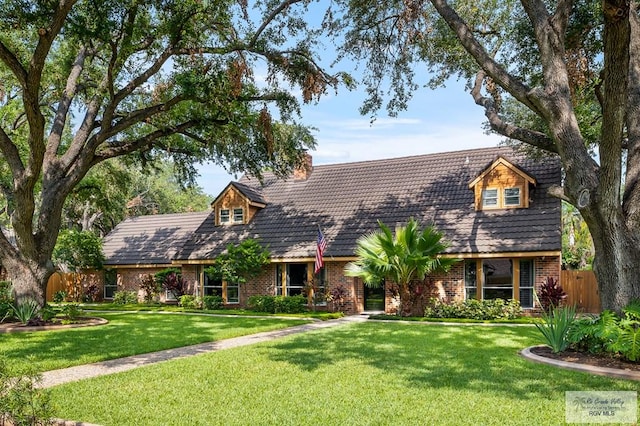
[364,282,385,311]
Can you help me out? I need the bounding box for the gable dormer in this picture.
[468,157,536,211]
[211,182,266,226]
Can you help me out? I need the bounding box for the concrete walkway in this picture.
[39,315,368,389]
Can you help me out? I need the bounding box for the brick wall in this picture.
[90,255,560,312]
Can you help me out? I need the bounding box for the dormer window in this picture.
[220,209,230,224]
[504,187,521,206]
[219,208,244,225]
[482,189,499,208]
[211,182,266,226]
[233,208,244,223]
[469,157,536,211]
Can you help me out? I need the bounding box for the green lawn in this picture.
[79,302,343,320]
[0,312,310,372]
[48,322,639,426]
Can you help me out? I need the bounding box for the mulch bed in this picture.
[530,345,640,372]
[0,317,107,333]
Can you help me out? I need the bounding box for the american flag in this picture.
[314,227,327,274]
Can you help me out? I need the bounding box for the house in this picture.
[100,146,562,314]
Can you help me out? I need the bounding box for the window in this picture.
[220,209,230,224]
[464,261,477,300]
[519,260,534,308]
[483,259,513,300]
[504,187,521,206]
[203,273,223,297]
[226,281,239,304]
[203,270,239,304]
[480,187,524,209]
[275,263,308,297]
[219,207,244,225]
[233,208,244,223]
[104,269,117,299]
[482,189,498,207]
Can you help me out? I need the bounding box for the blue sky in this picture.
[194,2,504,197]
[196,77,502,197]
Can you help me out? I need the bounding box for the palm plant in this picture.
[345,218,459,316]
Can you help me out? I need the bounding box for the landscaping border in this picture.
[520,345,640,381]
[0,317,108,334]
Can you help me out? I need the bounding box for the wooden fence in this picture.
[46,270,102,302]
[560,270,601,313]
[46,272,72,301]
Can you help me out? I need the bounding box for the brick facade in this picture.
[88,255,560,313]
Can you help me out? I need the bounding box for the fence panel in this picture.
[561,270,601,313]
[46,272,68,301]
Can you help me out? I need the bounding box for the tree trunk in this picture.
[398,284,412,317]
[5,256,54,307]
[590,221,640,312]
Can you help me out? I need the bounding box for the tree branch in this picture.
[471,72,557,152]
[0,126,25,178]
[249,0,304,47]
[46,45,89,160]
[93,120,201,161]
[0,41,28,87]
[428,0,541,115]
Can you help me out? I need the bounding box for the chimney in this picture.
[293,153,313,180]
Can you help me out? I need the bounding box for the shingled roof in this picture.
[103,211,210,265]
[172,146,561,262]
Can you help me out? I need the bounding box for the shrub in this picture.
[424,298,521,320]
[52,290,67,303]
[12,300,40,325]
[0,281,13,322]
[154,268,187,300]
[537,276,567,312]
[327,284,349,313]
[39,305,58,322]
[535,304,577,353]
[0,356,52,426]
[202,295,224,310]
[248,295,276,313]
[113,290,138,305]
[83,284,100,302]
[568,303,640,362]
[139,274,160,303]
[247,295,307,314]
[178,295,201,309]
[274,295,307,314]
[0,281,11,299]
[61,304,83,321]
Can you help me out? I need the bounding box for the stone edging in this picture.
[520,345,640,381]
[0,317,108,334]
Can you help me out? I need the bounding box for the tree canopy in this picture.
[62,158,212,236]
[0,0,348,305]
[331,0,640,311]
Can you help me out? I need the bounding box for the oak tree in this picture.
[0,0,345,305]
[333,0,640,311]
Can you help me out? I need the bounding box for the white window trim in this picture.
[482,188,499,208]
[219,209,230,224]
[504,187,522,206]
[482,186,524,209]
[232,208,244,223]
[219,207,244,225]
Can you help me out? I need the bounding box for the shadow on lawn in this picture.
[266,322,635,399]
[2,313,301,371]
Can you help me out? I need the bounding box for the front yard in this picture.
[0,312,310,372]
[41,320,639,425]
